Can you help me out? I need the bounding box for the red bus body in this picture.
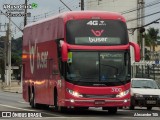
[22,11,140,111]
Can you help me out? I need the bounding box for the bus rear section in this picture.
[22,11,140,113]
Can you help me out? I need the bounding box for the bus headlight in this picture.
[116,89,129,98]
[67,88,83,98]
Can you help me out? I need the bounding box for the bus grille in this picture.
[83,94,116,98]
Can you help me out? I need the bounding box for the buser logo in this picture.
[91,29,104,37]
[29,40,48,74]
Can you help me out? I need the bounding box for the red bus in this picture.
[22,11,140,113]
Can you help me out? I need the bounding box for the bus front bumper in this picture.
[64,99,130,107]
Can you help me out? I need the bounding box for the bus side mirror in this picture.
[60,41,68,62]
[129,42,140,62]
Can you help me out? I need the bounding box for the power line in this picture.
[127,11,160,22]
[16,0,21,4]
[128,18,160,30]
[0,9,23,33]
[84,0,160,15]
[59,0,72,11]
[28,1,79,22]
[9,0,14,4]
[121,0,160,15]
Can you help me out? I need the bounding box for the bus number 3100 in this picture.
[111,88,122,92]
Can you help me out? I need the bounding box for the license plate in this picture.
[94,100,105,105]
[146,100,156,104]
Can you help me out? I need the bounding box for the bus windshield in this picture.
[66,19,129,45]
[66,51,130,84]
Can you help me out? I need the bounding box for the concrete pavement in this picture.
[2,86,22,93]
[0,80,22,93]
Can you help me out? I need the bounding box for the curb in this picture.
[2,90,22,94]
[0,86,22,94]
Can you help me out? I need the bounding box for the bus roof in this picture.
[24,11,125,29]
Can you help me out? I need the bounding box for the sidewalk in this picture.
[0,80,22,93]
[2,86,22,93]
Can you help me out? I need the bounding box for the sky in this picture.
[0,0,80,38]
[0,0,159,38]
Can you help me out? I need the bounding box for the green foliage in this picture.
[11,37,22,66]
[145,27,159,51]
[137,27,159,60]
[0,36,22,80]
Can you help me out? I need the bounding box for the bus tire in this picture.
[30,90,36,108]
[129,105,135,110]
[108,107,117,114]
[30,87,41,108]
[54,89,67,112]
[147,107,152,110]
[54,88,59,111]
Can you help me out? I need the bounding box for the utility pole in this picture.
[138,0,145,60]
[81,0,84,10]
[6,17,12,86]
[24,0,27,26]
[141,0,145,61]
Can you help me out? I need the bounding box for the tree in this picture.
[145,28,159,51]
[11,37,22,80]
[0,36,22,81]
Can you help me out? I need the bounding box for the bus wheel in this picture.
[129,105,135,110]
[108,107,117,114]
[54,90,62,111]
[147,107,152,110]
[54,89,58,111]
[54,90,66,112]
[30,91,36,108]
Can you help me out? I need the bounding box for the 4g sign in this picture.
[87,20,106,26]
[87,20,98,25]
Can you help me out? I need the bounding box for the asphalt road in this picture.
[0,91,160,120]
